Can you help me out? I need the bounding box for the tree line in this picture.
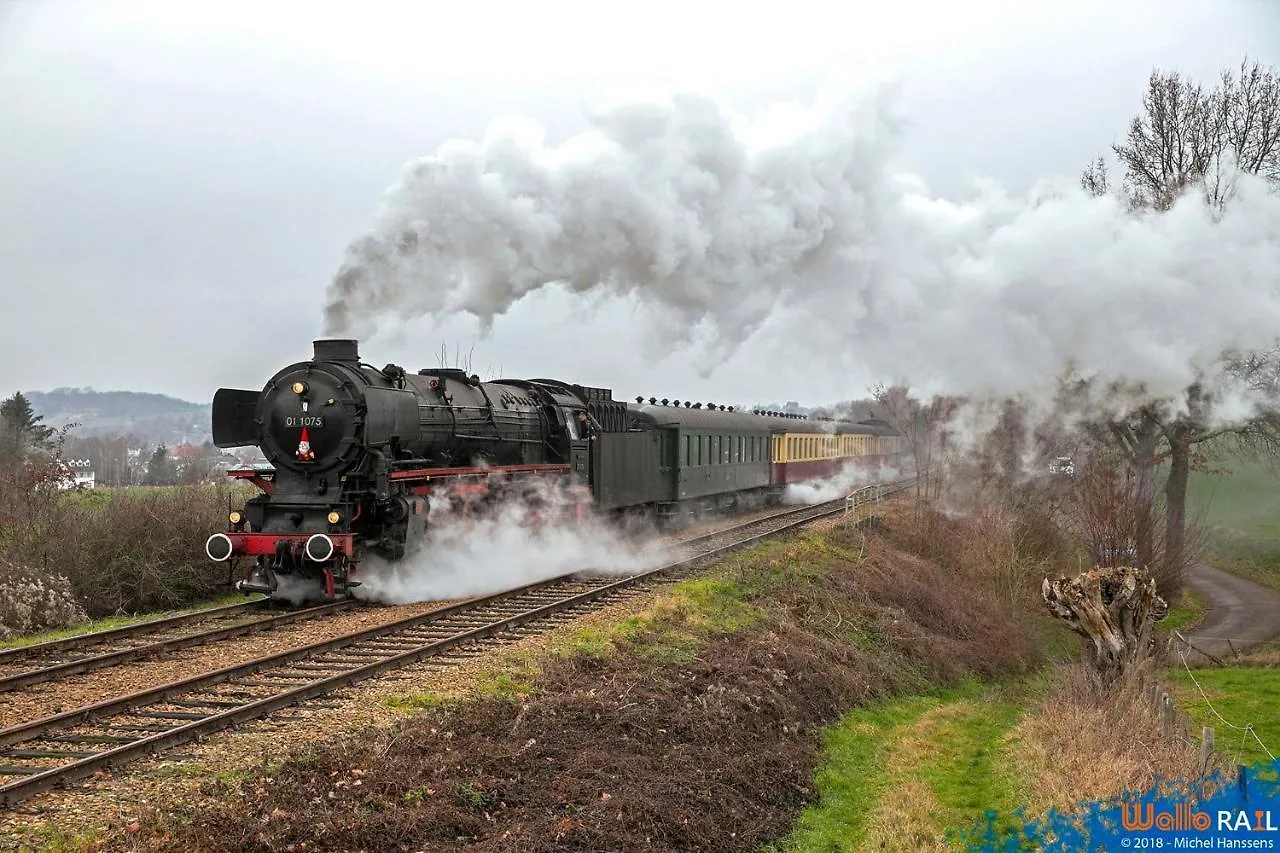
[0,391,234,487]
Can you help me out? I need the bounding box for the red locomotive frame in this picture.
[223,462,590,598]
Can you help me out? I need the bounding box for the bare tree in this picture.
[1080,155,1111,197]
[1108,58,1279,211]
[870,384,959,510]
[1080,56,1280,589]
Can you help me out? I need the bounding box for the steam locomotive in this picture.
[206,339,904,600]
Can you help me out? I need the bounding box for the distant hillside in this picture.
[26,388,212,446]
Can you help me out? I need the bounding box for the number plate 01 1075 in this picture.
[286,416,324,428]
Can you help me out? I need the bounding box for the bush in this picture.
[0,556,88,640]
[1,456,254,617]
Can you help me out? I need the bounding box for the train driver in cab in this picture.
[576,410,598,440]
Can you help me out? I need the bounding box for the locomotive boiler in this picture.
[206,339,601,598]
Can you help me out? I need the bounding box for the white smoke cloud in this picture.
[783,459,906,505]
[324,78,1280,428]
[352,479,670,605]
[271,572,329,607]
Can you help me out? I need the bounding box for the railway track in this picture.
[0,600,357,694]
[0,484,903,696]
[0,480,910,808]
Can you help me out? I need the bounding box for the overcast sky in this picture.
[1,0,1276,408]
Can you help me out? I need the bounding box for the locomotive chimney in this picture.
[313,339,360,363]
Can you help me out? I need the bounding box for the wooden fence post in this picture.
[1200,726,1216,772]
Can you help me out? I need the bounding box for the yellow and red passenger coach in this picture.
[769,419,904,485]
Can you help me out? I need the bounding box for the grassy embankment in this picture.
[113,512,1057,851]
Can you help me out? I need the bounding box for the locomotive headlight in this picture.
[305,534,335,562]
[228,511,243,524]
[327,511,341,524]
[292,382,306,394]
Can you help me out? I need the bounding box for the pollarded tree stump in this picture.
[1042,565,1169,683]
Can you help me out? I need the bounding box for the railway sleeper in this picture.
[96,724,183,734]
[2,750,98,760]
[228,678,311,688]
[48,735,136,745]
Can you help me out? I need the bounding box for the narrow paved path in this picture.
[1181,562,1280,664]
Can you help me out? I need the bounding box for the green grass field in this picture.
[1170,667,1280,769]
[1187,449,1280,590]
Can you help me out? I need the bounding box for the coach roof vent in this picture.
[313,339,360,363]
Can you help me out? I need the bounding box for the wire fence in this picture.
[1141,632,1279,773]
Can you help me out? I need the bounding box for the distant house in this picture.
[57,458,96,490]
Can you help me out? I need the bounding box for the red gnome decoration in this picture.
[296,426,315,461]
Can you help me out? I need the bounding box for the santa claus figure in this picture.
[296,426,316,462]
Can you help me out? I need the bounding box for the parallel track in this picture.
[0,599,267,667]
[0,480,910,808]
[0,600,356,693]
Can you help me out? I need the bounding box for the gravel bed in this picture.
[0,601,458,730]
[0,585,671,847]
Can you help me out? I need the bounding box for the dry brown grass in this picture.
[859,702,981,851]
[880,498,1079,616]
[1006,663,1220,818]
[861,776,949,852]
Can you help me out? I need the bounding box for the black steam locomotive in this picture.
[206,339,904,600]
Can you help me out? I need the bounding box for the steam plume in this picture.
[354,480,669,604]
[325,80,1280,423]
[783,459,906,505]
